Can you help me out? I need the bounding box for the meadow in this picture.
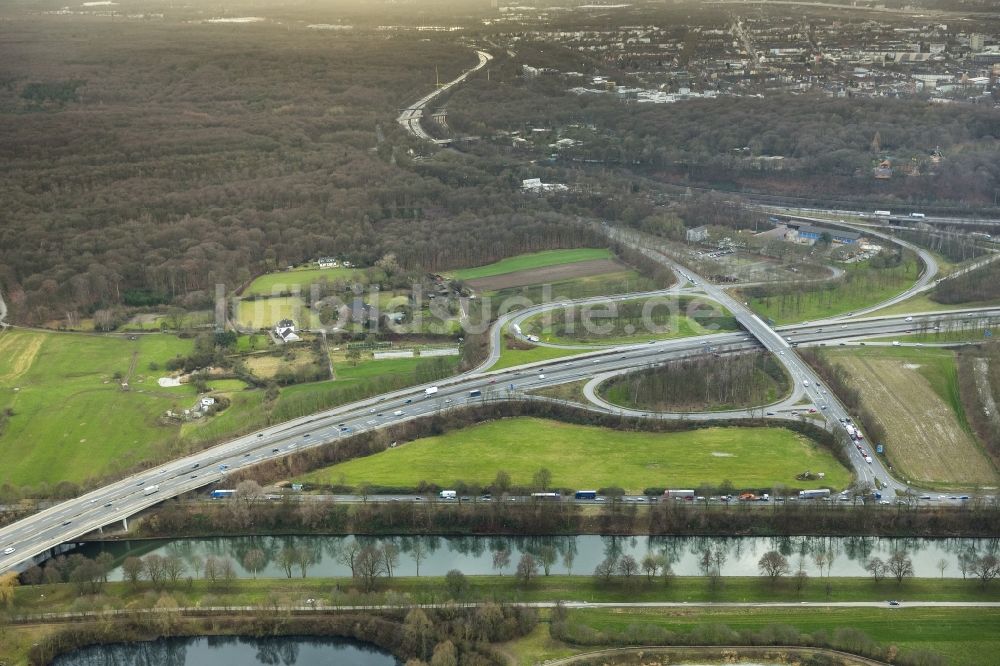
[298,417,852,492]
[0,330,194,489]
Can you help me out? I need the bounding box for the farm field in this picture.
[520,295,737,346]
[236,296,322,330]
[243,266,371,297]
[297,417,852,492]
[825,346,998,487]
[745,257,920,325]
[491,269,658,304]
[449,248,612,281]
[0,330,195,489]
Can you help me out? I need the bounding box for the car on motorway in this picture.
[892,341,901,346]
[2,547,15,555]
[104,502,112,508]
[888,600,900,606]
[62,520,72,526]
[538,374,545,379]
[272,448,280,453]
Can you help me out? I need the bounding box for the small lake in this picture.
[76,534,999,580]
[52,635,400,666]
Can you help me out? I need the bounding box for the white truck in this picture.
[424,386,439,397]
[143,485,160,496]
[439,490,457,499]
[874,210,891,217]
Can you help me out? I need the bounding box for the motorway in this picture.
[397,49,492,143]
[2,302,998,573]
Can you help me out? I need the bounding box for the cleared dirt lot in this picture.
[832,353,997,486]
[466,259,626,291]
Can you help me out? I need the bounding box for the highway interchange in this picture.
[1,286,998,574]
[3,46,1000,575]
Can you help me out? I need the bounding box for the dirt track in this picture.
[835,355,996,485]
[466,259,626,291]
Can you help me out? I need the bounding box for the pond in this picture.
[52,635,400,665]
[75,534,998,580]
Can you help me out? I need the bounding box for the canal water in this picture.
[52,636,400,665]
[76,534,998,580]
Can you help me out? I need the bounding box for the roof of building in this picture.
[799,225,862,240]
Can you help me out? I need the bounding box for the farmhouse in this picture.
[317,256,339,268]
[274,319,301,343]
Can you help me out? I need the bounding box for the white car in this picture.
[538,374,546,379]
[904,316,913,322]
[892,341,901,346]
[2,547,14,555]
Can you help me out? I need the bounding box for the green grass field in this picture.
[450,249,612,281]
[747,258,920,325]
[236,296,321,330]
[0,330,194,487]
[243,266,370,296]
[491,336,585,371]
[558,606,1000,666]
[298,417,852,492]
[871,291,1000,317]
[520,296,736,346]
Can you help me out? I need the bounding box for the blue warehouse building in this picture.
[796,225,862,245]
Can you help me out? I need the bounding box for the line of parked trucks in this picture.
[430,488,832,502]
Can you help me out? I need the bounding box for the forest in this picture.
[601,352,788,412]
[0,17,598,325]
